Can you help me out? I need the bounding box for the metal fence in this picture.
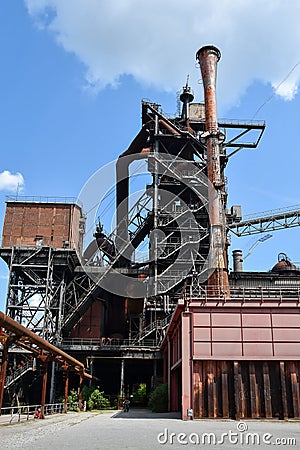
[0,402,76,425]
[60,338,160,350]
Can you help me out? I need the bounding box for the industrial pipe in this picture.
[232,249,243,272]
[196,45,230,296]
[116,123,152,263]
[0,311,89,375]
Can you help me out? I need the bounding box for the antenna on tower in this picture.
[185,74,190,87]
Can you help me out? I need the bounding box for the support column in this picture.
[221,361,229,418]
[199,362,204,418]
[263,362,272,418]
[280,362,288,419]
[290,362,300,418]
[0,334,9,411]
[120,358,125,403]
[49,361,56,404]
[207,361,216,418]
[234,361,245,420]
[40,358,48,419]
[181,312,192,420]
[249,362,260,418]
[78,373,83,410]
[89,357,94,388]
[63,368,69,414]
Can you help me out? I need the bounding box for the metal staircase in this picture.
[4,358,36,389]
[62,191,154,331]
[131,314,173,345]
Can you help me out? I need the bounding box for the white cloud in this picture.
[0,171,25,192]
[24,0,300,112]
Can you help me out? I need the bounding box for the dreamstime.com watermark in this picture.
[157,422,297,446]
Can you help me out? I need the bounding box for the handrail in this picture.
[4,359,36,388]
[183,285,300,302]
[60,338,160,349]
[6,195,83,208]
[0,402,77,424]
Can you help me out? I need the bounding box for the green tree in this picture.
[148,384,168,413]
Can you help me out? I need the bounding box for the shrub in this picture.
[148,383,168,412]
[67,388,79,411]
[87,389,110,410]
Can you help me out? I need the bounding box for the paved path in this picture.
[1,409,299,449]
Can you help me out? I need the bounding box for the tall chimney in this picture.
[196,45,230,297]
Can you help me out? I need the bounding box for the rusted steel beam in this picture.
[63,368,69,414]
[280,362,288,419]
[221,361,229,418]
[0,311,91,379]
[196,46,230,297]
[213,361,218,418]
[206,361,218,418]
[199,361,204,418]
[234,362,240,420]
[40,358,48,419]
[0,332,10,411]
[249,362,260,418]
[78,373,83,410]
[193,361,200,418]
[234,361,246,419]
[263,362,272,418]
[290,362,300,418]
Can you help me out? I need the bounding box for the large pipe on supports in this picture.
[196,45,230,297]
[0,311,92,412]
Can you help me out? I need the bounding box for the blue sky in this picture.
[1,0,300,310]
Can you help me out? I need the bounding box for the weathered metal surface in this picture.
[163,298,300,418]
[196,46,230,296]
[249,362,260,418]
[263,362,272,418]
[0,311,90,375]
[0,331,10,411]
[191,359,300,419]
[280,361,289,418]
[2,200,84,251]
[40,359,48,419]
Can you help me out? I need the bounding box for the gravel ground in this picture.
[1,409,299,449]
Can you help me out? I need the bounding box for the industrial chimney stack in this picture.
[196,45,230,297]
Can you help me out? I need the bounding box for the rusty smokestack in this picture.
[196,45,230,297]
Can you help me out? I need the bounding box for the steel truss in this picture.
[229,205,300,236]
[0,246,77,342]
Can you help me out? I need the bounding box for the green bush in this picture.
[87,389,111,410]
[67,388,79,411]
[148,383,168,412]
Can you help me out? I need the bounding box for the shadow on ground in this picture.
[112,408,181,420]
